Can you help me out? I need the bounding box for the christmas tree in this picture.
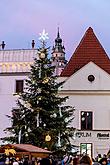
[2,31,75,153]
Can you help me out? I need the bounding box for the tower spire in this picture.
[51,28,67,76]
[57,27,60,38]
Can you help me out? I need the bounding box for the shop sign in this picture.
[76,132,91,138]
[97,133,109,139]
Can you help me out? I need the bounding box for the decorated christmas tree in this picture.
[2,30,75,153]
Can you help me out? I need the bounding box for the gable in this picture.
[60,62,110,91]
[61,27,110,77]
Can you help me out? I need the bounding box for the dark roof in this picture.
[61,27,110,76]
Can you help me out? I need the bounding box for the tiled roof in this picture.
[61,27,110,76]
[6,144,51,153]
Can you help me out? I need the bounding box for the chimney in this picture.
[31,40,35,49]
[1,41,5,50]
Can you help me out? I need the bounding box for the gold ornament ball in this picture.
[45,134,51,142]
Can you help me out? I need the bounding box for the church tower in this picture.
[51,28,67,75]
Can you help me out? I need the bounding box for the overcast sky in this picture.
[0,0,110,59]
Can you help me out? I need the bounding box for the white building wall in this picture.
[0,49,38,140]
[59,62,110,158]
[65,94,110,130]
[0,74,28,139]
[0,48,110,157]
[62,62,110,90]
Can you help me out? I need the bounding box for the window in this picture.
[88,75,95,82]
[81,111,92,130]
[15,80,24,93]
[80,143,92,157]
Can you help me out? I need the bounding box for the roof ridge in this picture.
[61,27,110,76]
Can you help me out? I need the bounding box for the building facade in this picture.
[59,27,110,158]
[0,27,110,158]
[0,30,66,140]
[0,48,37,139]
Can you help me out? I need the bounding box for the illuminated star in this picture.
[39,29,49,41]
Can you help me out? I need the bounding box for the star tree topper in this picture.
[39,29,49,47]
